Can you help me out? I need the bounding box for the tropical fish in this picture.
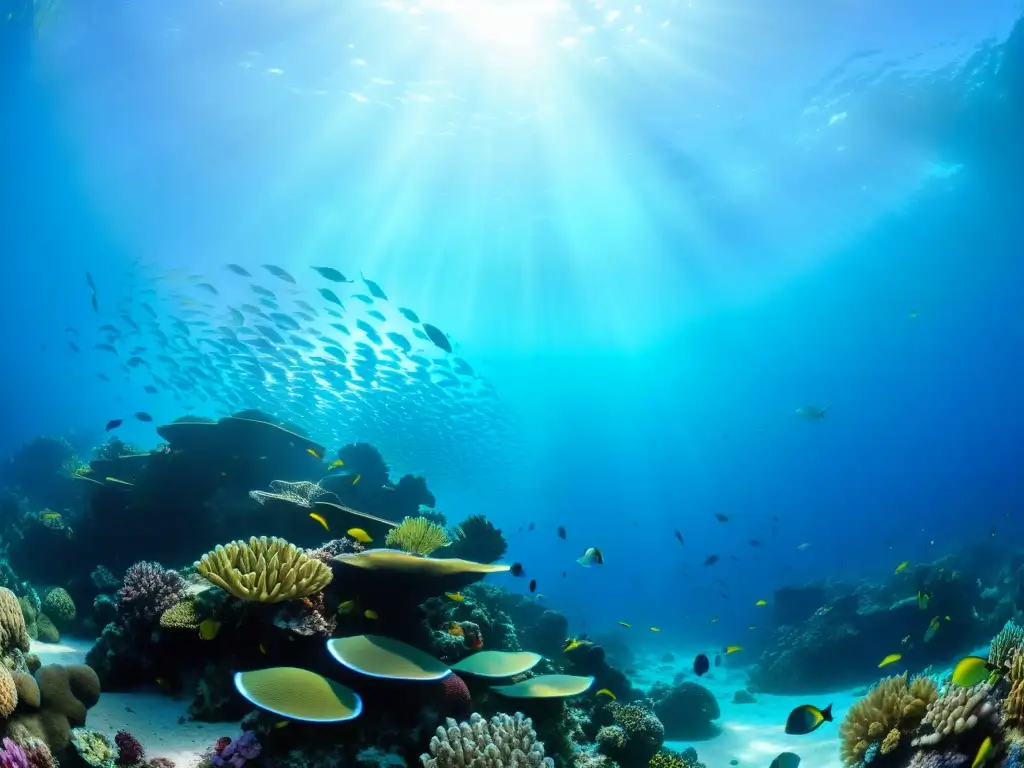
[135,412,153,422]
[529,579,537,593]
[894,561,909,575]
[198,619,221,641]
[924,616,941,643]
[673,529,684,546]
[557,525,567,540]
[878,653,902,668]
[274,721,290,730]
[312,266,353,283]
[715,513,729,522]
[794,405,829,421]
[952,656,1000,687]
[710,617,719,623]
[563,638,592,652]
[347,528,372,543]
[364,610,378,620]
[618,622,631,628]
[338,600,357,615]
[649,627,661,633]
[576,547,604,567]
[226,264,251,276]
[704,555,719,566]
[422,323,452,353]
[105,419,122,431]
[306,447,324,459]
[352,474,361,486]
[784,703,833,735]
[755,600,767,607]
[259,644,267,655]
[399,307,420,323]
[917,591,931,610]
[510,563,525,577]
[39,511,61,521]
[770,752,801,768]
[361,273,388,300]
[972,736,993,768]
[328,460,345,470]
[693,654,710,676]
[309,513,329,531]
[595,689,616,700]
[446,592,465,602]
[748,625,757,631]
[262,264,296,283]
[724,645,743,654]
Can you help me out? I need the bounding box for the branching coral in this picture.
[385,516,450,556]
[650,748,707,768]
[990,620,1023,668]
[117,562,185,623]
[839,674,937,766]
[911,682,998,747]
[196,537,332,603]
[420,712,554,768]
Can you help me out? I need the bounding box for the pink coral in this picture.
[117,561,185,623]
[438,673,471,715]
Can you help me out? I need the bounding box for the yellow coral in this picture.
[880,728,901,755]
[0,665,17,718]
[839,674,937,766]
[197,536,332,603]
[384,516,450,556]
[159,598,199,629]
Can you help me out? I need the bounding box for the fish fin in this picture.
[821,703,834,722]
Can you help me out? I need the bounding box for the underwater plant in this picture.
[385,516,450,556]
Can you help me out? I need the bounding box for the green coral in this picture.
[990,620,1024,668]
[18,597,38,641]
[160,598,199,629]
[384,516,450,556]
[650,748,707,768]
[71,727,118,768]
[42,587,76,626]
[36,613,60,643]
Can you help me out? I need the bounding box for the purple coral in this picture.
[211,732,260,768]
[0,739,28,768]
[117,561,185,623]
[115,730,145,765]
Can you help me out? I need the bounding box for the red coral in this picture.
[115,730,145,765]
[439,673,471,714]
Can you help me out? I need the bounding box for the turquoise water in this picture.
[2,0,1024,681]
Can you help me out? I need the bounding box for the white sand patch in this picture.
[31,636,240,767]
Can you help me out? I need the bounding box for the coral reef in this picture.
[839,674,937,765]
[385,517,450,557]
[421,713,553,768]
[196,537,332,602]
[117,562,185,623]
[441,516,508,564]
[648,682,720,740]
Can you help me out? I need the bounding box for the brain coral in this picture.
[41,589,76,627]
[0,588,30,657]
[840,674,937,766]
[0,665,17,718]
[650,681,720,740]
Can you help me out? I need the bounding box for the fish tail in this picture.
[822,703,834,721]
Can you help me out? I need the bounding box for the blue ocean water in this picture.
[1,0,1023,654]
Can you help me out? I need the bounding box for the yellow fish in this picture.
[618,621,631,628]
[894,561,909,575]
[755,599,767,606]
[105,477,133,486]
[917,591,931,610]
[338,600,357,615]
[364,609,378,620]
[924,616,941,643]
[274,721,290,729]
[306,447,324,459]
[710,617,719,623]
[878,653,902,668]
[724,645,743,654]
[39,511,61,520]
[198,619,221,641]
[446,592,465,602]
[328,459,345,470]
[353,474,361,486]
[309,512,329,531]
[348,528,373,543]
[972,736,993,768]
[649,627,661,633]
[563,638,593,652]
[259,644,267,655]
[596,688,616,699]
[748,625,757,630]
[952,656,999,687]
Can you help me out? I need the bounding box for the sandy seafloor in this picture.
[34,637,971,768]
[33,637,239,767]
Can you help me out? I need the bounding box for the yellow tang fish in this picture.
[352,474,361,486]
[347,528,373,543]
[446,592,465,602]
[755,599,767,606]
[972,736,993,768]
[338,600,357,615]
[364,609,378,620]
[894,561,909,575]
[596,688,616,700]
[307,447,324,459]
[618,621,631,628]
[724,645,744,654]
[198,619,221,641]
[309,512,329,532]
[328,459,345,470]
[952,656,999,688]
[878,653,902,668]
[649,627,661,633]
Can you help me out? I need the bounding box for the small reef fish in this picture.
[338,600,357,615]
[878,653,902,668]
[952,656,1000,687]
[529,579,537,593]
[972,736,993,768]
[595,689,616,700]
[715,513,729,522]
[557,525,567,540]
[328,459,345,470]
[710,617,719,623]
[198,619,221,641]
[446,592,465,602]
[274,721,290,730]
[704,555,719,566]
[755,600,767,607]
[794,405,829,421]
[770,753,801,768]
[618,622,631,628]
[784,703,833,735]
[576,547,604,567]
[309,512,329,531]
[105,419,122,431]
[364,610,378,620]
[649,627,661,633]
[924,616,941,643]
[347,528,373,543]
[894,561,910,575]
[307,447,324,459]
[563,638,593,653]
[259,644,267,655]
[724,645,743,655]
[39,511,61,521]
[312,266,354,283]
[135,412,153,422]
[917,591,931,610]
[673,529,684,546]
[693,654,710,676]
[748,626,757,631]
[352,474,361,486]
